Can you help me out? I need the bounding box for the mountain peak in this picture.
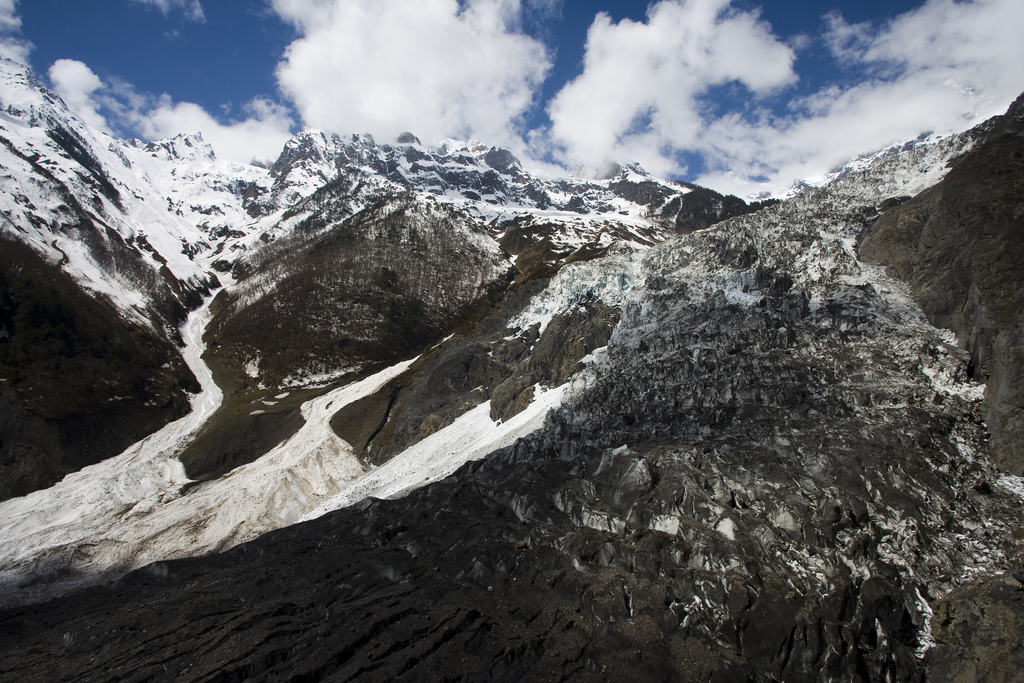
[0,57,69,127]
[143,131,216,162]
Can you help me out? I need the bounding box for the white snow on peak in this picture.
[0,58,279,328]
[767,130,966,201]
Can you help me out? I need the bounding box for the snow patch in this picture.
[0,309,413,607]
[305,382,569,519]
[715,518,737,541]
[997,474,1024,501]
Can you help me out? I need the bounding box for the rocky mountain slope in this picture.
[859,93,1024,476]
[0,55,1022,682]
[0,56,771,502]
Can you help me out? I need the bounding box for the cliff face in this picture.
[859,110,1024,475]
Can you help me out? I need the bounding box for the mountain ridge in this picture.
[0,56,1022,682]
[0,55,776,500]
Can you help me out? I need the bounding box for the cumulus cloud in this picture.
[272,0,551,147]
[132,96,294,163]
[542,0,1024,196]
[0,0,31,64]
[0,0,18,31]
[44,59,294,165]
[129,0,205,22]
[694,0,1024,196]
[545,0,796,178]
[48,59,110,131]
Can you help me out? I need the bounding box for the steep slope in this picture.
[0,63,234,499]
[184,196,515,480]
[859,99,1024,475]
[249,128,770,229]
[184,133,770,482]
[1,97,1021,682]
[0,236,198,499]
[217,196,513,383]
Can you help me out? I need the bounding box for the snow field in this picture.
[0,298,571,608]
[305,382,570,520]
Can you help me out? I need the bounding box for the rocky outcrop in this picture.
[328,281,617,467]
[858,114,1024,474]
[0,237,199,501]
[608,177,779,234]
[927,572,1024,682]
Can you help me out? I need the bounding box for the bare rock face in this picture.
[927,573,1024,683]
[859,128,1024,474]
[0,237,199,501]
[328,284,618,467]
[606,178,778,234]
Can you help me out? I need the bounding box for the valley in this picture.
[0,57,1022,682]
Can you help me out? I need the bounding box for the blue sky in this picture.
[2,0,1022,196]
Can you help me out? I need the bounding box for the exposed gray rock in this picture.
[185,196,515,479]
[859,125,1024,474]
[927,573,1024,682]
[490,373,535,423]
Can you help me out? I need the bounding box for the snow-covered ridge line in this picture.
[1,53,963,346]
[765,128,968,201]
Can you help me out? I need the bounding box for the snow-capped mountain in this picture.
[1,54,1023,682]
[0,55,777,501]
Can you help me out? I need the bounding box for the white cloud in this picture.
[130,0,205,22]
[543,0,1024,196]
[545,0,796,178]
[694,0,1024,196]
[133,96,294,164]
[272,0,551,147]
[48,59,110,132]
[44,59,295,165]
[0,0,31,64]
[0,0,18,31]
[854,0,1023,102]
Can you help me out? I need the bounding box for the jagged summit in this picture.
[141,130,217,163]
